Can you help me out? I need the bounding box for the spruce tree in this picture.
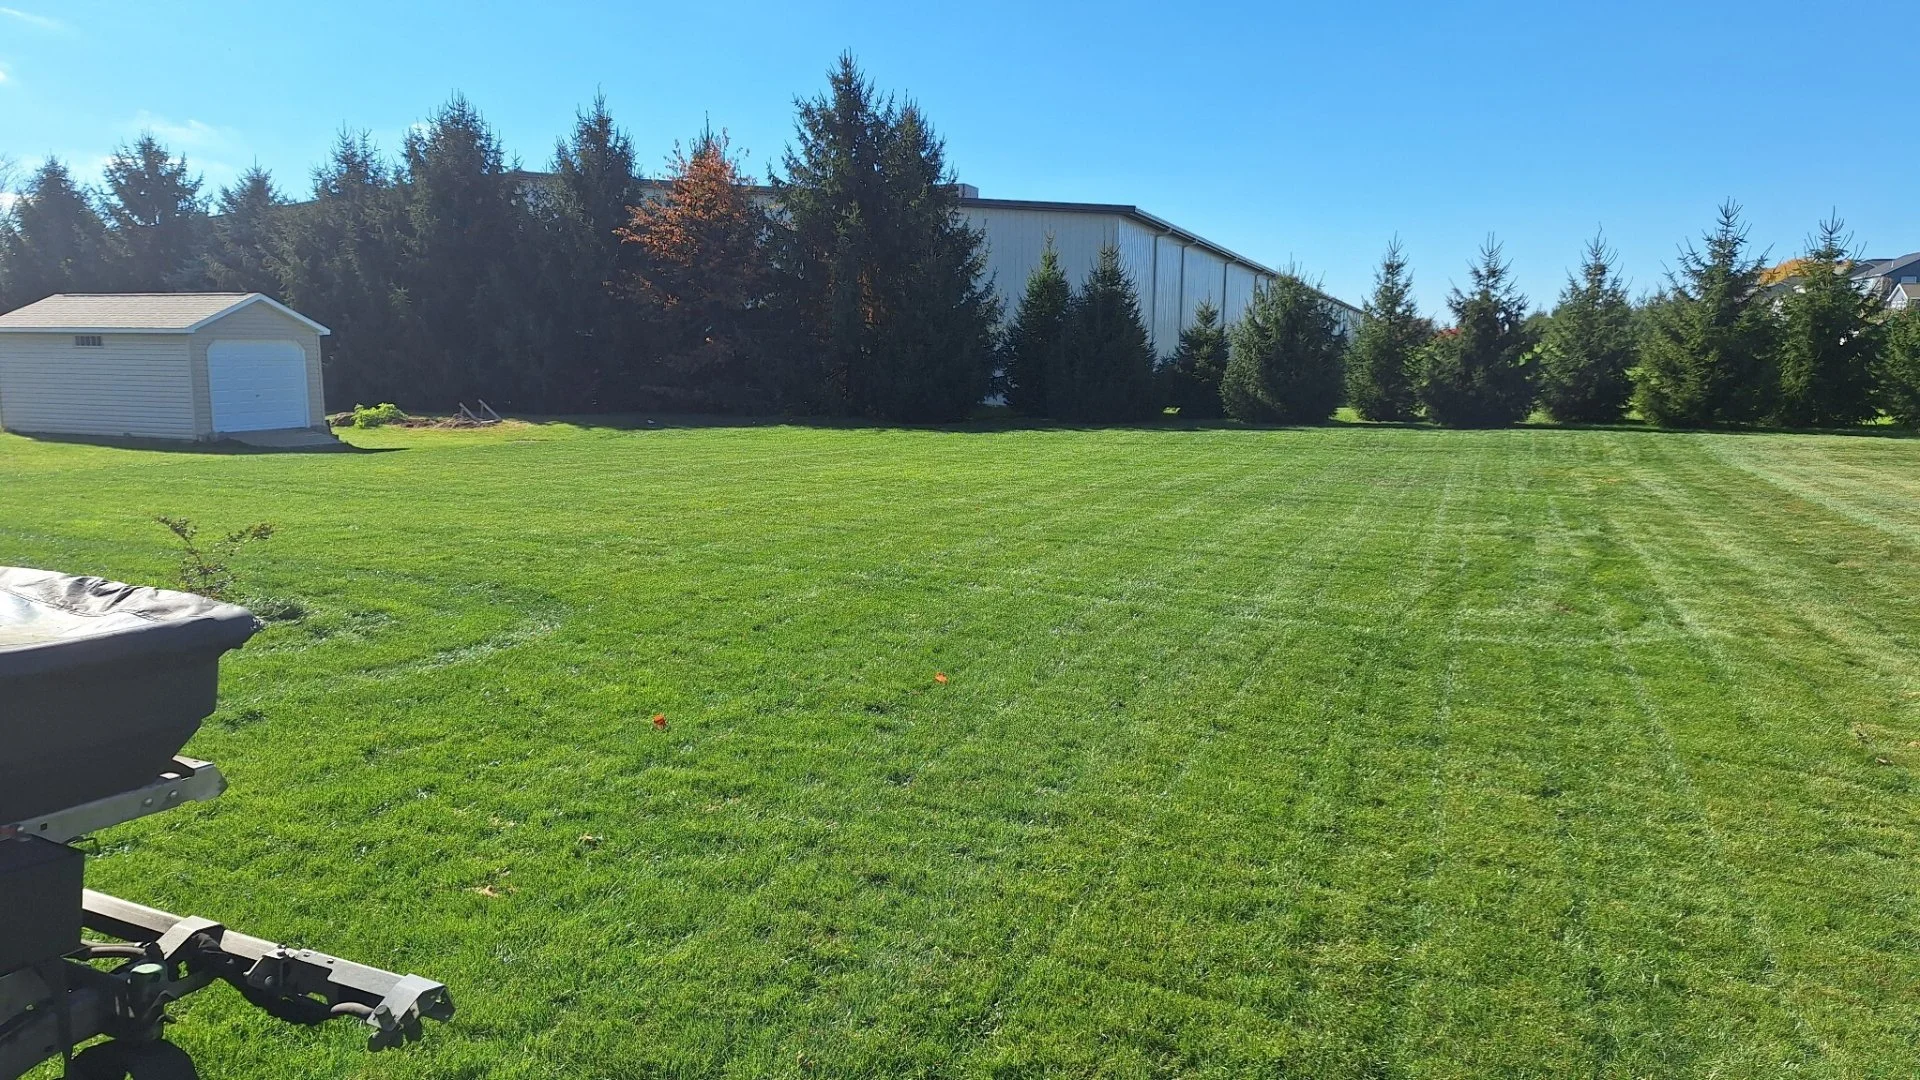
[203,166,287,294]
[540,94,651,409]
[1159,298,1230,419]
[1344,240,1425,421]
[1056,245,1157,422]
[277,131,408,408]
[1418,239,1537,427]
[102,135,209,290]
[1537,234,1636,423]
[1221,272,1346,424]
[1003,240,1070,417]
[771,55,998,421]
[620,129,772,411]
[399,94,537,406]
[551,94,645,258]
[0,158,113,309]
[1634,202,1776,426]
[1879,305,1920,429]
[1774,216,1883,427]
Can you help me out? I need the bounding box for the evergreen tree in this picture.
[203,166,287,294]
[398,94,538,406]
[620,128,773,411]
[0,158,113,309]
[1221,272,1346,424]
[1344,239,1426,421]
[1634,202,1776,426]
[537,94,651,410]
[1879,305,1920,429]
[1774,215,1883,427]
[551,94,646,259]
[1537,234,1636,423]
[1159,298,1229,419]
[1002,240,1070,416]
[771,55,998,421]
[102,135,209,290]
[1418,238,1537,427]
[1055,245,1157,422]
[277,131,409,408]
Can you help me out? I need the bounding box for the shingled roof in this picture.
[0,293,330,335]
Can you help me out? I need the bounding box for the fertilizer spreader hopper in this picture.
[0,567,452,1078]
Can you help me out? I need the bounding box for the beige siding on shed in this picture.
[0,333,195,438]
[187,302,327,434]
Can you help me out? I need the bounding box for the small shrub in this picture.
[352,402,407,428]
[155,516,276,602]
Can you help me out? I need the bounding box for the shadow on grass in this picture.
[516,410,1920,441]
[1530,418,1920,440]
[3,431,403,454]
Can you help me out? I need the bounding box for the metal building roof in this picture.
[958,198,1361,316]
[961,197,1276,275]
[0,293,331,335]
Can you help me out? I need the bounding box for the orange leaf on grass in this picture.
[933,672,948,684]
[652,713,667,730]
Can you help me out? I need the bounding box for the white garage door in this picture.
[207,340,309,432]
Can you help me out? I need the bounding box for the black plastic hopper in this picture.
[0,567,259,823]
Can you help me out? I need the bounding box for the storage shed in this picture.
[0,293,329,441]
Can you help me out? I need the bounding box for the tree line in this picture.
[0,57,998,422]
[917,200,1920,432]
[4,58,1917,430]
[1008,200,1917,431]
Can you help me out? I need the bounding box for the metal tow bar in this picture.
[81,890,455,1047]
[0,890,453,1078]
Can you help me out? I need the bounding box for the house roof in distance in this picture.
[0,293,331,335]
[1851,252,1920,279]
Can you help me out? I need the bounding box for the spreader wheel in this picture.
[67,1039,200,1080]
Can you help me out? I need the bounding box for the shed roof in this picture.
[0,293,330,335]
[1852,253,1920,280]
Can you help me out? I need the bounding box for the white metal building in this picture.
[603,175,1356,356]
[527,172,1358,359]
[958,191,1358,357]
[0,293,330,441]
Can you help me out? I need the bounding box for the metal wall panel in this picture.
[965,203,1329,359]
[1110,219,1160,355]
[1223,264,1262,325]
[1150,233,1186,356]
[966,205,1116,317]
[1181,245,1227,330]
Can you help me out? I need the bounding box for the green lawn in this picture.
[5,419,1920,1078]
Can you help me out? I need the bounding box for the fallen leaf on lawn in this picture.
[578,834,602,846]
[934,672,948,684]
[652,713,667,730]
[471,885,514,898]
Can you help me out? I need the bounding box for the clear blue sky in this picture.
[1,0,1911,314]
